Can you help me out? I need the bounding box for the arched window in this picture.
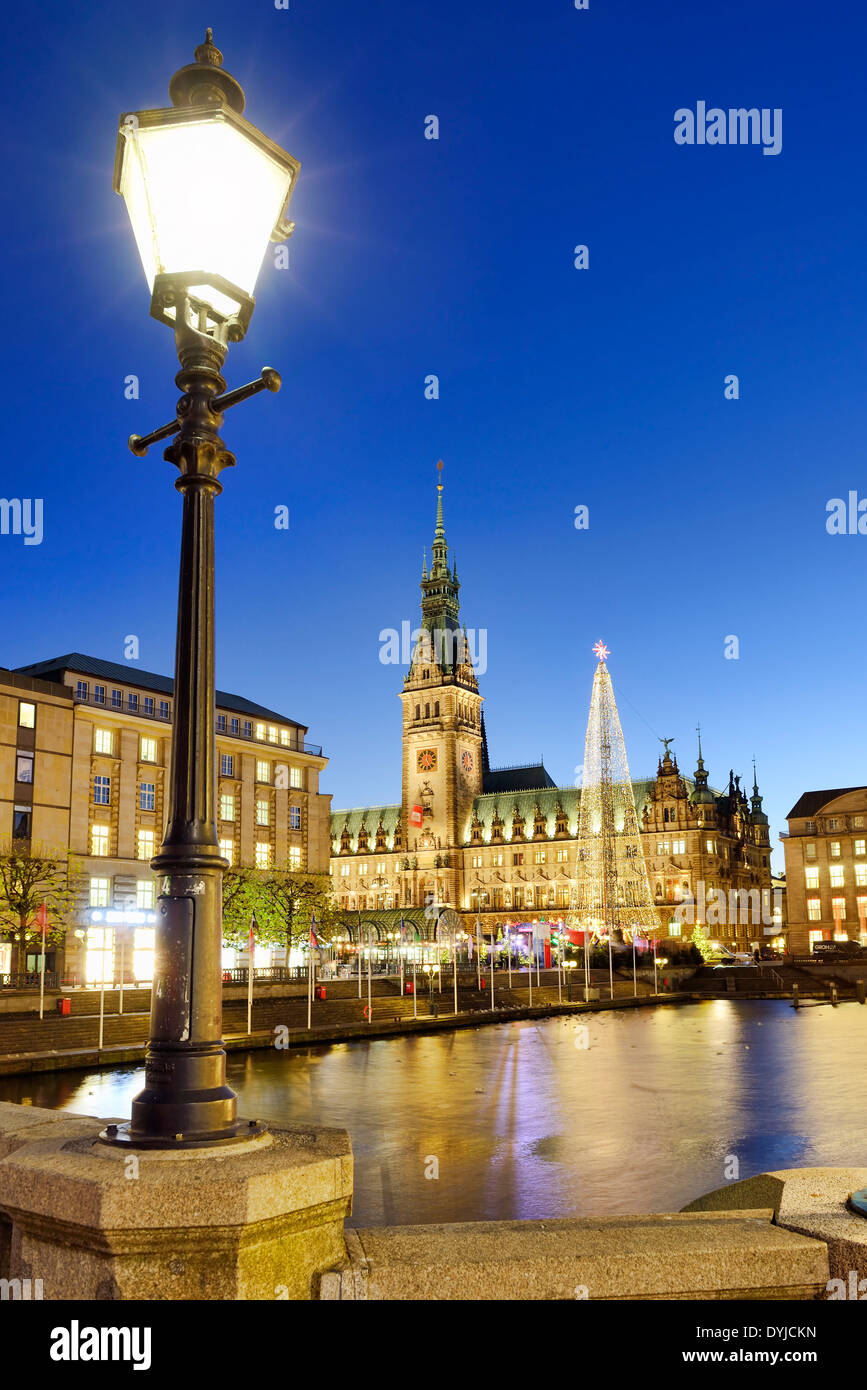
[425,702,430,718]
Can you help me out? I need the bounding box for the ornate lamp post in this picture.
[103,32,299,1148]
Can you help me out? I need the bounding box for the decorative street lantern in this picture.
[102,33,299,1149]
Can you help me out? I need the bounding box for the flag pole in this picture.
[476,917,481,990]
[247,912,257,1035]
[507,926,512,988]
[38,900,47,1021]
[367,924,372,1022]
[453,929,458,1016]
[412,927,418,1019]
[490,930,495,1012]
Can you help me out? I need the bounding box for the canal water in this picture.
[0,1000,862,1226]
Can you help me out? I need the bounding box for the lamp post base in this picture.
[98,1119,267,1151]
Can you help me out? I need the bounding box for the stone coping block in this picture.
[321,1210,828,1301]
[684,1167,867,1285]
[0,1102,353,1299]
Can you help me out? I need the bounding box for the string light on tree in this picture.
[592,640,610,662]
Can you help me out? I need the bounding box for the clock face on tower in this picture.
[461,750,474,772]
[417,748,438,772]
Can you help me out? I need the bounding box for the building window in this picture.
[133,927,155,982]
[111,689,122,709]
[857,896,867,928]
[128,693,138,711]
[159,700,170,720]
[144,696,155,716]
[805,842,817,861]
[76,680,89,701]
[855,839,866,857]
[220,838,234,865]
[290,766,303,789]
[831,896,846,921]
[137,829,154,861]
[256,799,270,826]
[807,898,822,922]
[93,684,106,705]
[828,818,840,831]
[805,820,816,834]
[136,880,155,910]
[255,842,271,869]
[256,760,270,784]
[230,717,240,736]
[16,752,34,784]
[268,726,278,743]
[139,782,155,812]
[243,720,253,738]
[85,926,114,985]
[89,877,110,908]
[288,846,301,870]
[805,867,820,889]
[340,864,350,878]
[512,852,524,866]
[93,775,111,806]
[91,823,110,856]
[472,853,482,869]
[556,848,568,862]
[280,729,290,746]
[492,852,503,867]
[220,794,235,821]
[140,736,157,763]
[829,866,845,888]
[672,839,686,854]
[534,850,546,864]
[358,863,368,875]
[855,865,867,888]
[854,817,865,829]
[18,701,36,728]
[13,805,32,839]
[255,722,266,741]
[217,714,227,732]
[221,753,234,777]
[289,805,301,830]
[415,705,420,720]
[94,728,113,755]
[830,841,842,859]
[705,839,716,854]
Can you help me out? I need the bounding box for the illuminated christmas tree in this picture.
[571,643,661,944]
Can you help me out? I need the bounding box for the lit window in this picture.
[830,866,845,888]
[220,794,235,821]
[85,926,113,984]
[832,896,846,921]
[139,782,155,812]
[857,896,867,925]
[133,927,155,982]
[93,684,106,706]
[807,898,822,922]
[706,839,716,854]
[220,838,234,865]
[340,864,350,877]
[221,753,234,777]
[856,839,866,857]
[472,854,482,869]
[288,846,301,870]
[93,775,111,806]
[255,842,271,869]
[136,880,155,909]
[358,863,368,875]
[828,819,840,831]
[492,852,503,867]
[856,865,867,888]
[268,726,278,743]
[18,701,36,728]
[91,823,110,856]
[805,842,817,861]
[256,722,266,741]
[668,921,682,937]
[830,841,842,858]
[672,839,686,854]
[855,817,865,829]
[534,850,546,864]
[256,799,270,826]
[137,829,154,861]
[805,867,820,889]
[140,736,157,763]
[290,766,303,790]
[556,848,567,862]
[256,760,270,784]
[289,805,301,830]
[94,728,113,755]
[280,729,290,746]
[144,696,155,716]
[89,877,110,908]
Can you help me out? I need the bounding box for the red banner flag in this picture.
[410,804,423,826]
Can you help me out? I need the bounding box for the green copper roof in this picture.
[331,804,401,850]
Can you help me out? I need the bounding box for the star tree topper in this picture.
[593,640,610,662]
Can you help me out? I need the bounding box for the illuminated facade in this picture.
[330,487,773,948]
[782,787,867,954]
[0,655,330,981]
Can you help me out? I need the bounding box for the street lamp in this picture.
[102,32,299,1149]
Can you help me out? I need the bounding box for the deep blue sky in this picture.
[2,0,865,870]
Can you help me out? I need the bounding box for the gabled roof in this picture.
[331,805,402,844]
[14,653,306,730]
[787,787,867,820]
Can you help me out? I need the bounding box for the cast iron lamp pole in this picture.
[101,32,299,1148]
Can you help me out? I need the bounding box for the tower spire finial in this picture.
[435,459,445,540]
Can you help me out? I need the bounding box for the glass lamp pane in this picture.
[119,115,293,315]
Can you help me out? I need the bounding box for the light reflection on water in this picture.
[0,1000,862,1226]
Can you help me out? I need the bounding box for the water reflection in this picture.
[0,1000,861,1226]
